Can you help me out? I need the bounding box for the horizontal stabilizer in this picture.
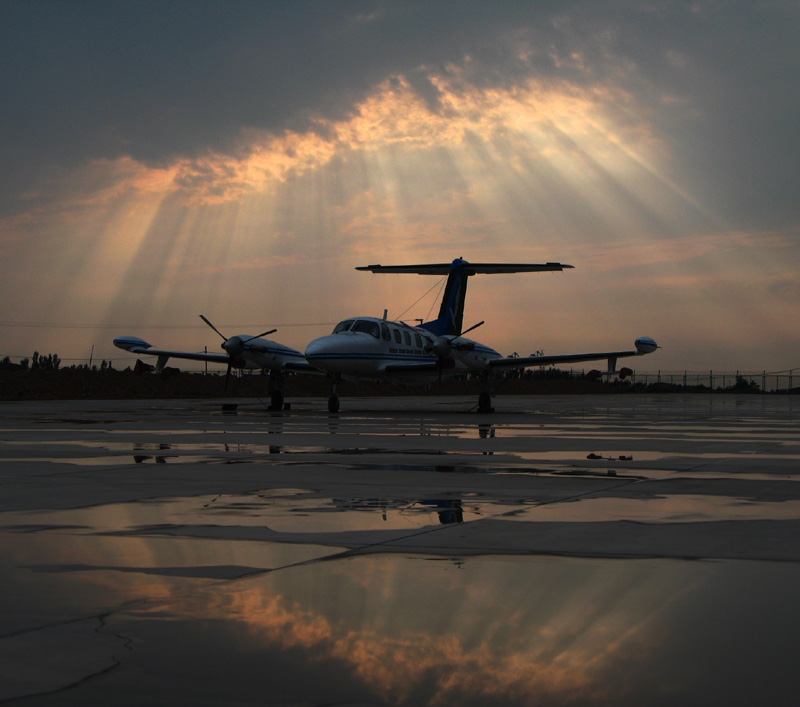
[357,261,573,275]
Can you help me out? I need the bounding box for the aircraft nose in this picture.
[305,336,332,361]
[305,335,345,373]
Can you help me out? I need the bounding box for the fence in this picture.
[590,369,799,393]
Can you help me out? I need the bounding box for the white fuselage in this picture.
[305,317,502,383]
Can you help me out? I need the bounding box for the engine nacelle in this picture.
[229,357,248,370]
[429,336,452,358]
[223,336,245,357]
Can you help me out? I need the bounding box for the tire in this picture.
[478,391,493,414]
[328,393,340,413]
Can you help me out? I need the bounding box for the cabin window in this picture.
[353,320,380,338]
[414,333,423,348]
[403,331,411,345]
[333,320,354,333]
[380,323,391,341]
[393,329,402,344]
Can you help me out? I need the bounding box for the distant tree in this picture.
[730,375,760,392]
[30,352,61,371]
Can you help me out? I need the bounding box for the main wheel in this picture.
[328,393,340,413]
[270,390,284,411]
[478,391,493,414]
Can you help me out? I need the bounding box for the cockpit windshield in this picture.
[333,320,354,334]
[352,320,380,338]
[332,319,380,338]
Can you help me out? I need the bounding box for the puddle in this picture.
[3,396,800,704]
[55,555,800,706]
[2,491,532,537]
[501,494,800,523]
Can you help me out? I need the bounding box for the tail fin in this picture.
[356,258,573,336]
[422,259,470,336]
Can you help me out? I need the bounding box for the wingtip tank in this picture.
[635,336,659,354]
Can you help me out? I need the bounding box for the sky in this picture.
[1,0,799,372]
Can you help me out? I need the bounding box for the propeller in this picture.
[199,315,277,390]
[425,320,484,357]
[425,321,485,382]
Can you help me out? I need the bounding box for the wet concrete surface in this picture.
[1,394,799,705]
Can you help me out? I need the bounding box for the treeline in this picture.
[1,352,118,372]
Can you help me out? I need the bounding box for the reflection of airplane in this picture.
[113,315,315,410]
[305,257,658,413]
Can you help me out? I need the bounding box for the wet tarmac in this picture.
[1,394,799,706]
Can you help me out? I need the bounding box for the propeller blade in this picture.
[224,361,232,392]
[459,320,485,337]
[241,328,277,344]
[200,315,227,342]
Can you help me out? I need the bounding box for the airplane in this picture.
[113,315,316,410]
[304,257,658,413]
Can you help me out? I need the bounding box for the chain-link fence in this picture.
[580,369,799,393]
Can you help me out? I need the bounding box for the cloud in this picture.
[1,2,799,370]
[26,63,660,213]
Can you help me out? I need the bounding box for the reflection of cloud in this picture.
[212,576,669,706]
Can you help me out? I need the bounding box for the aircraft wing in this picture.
[284,360,321,373]
[113,337,230,364]
[489,350,637,369]
[131,348,231,364]
[488,338,658,370]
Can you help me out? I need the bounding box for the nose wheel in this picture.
[327,377,341,413]
[270,390,284,411]
[328,393,340,413]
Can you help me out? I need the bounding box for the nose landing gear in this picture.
[328,392,340,413]
[477,372,495,414]
[327,377,341,413]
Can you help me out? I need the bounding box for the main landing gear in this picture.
[477,372,495,414]
[478,391,494,414]
[328,377,341,413]
[268,371,285,411]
